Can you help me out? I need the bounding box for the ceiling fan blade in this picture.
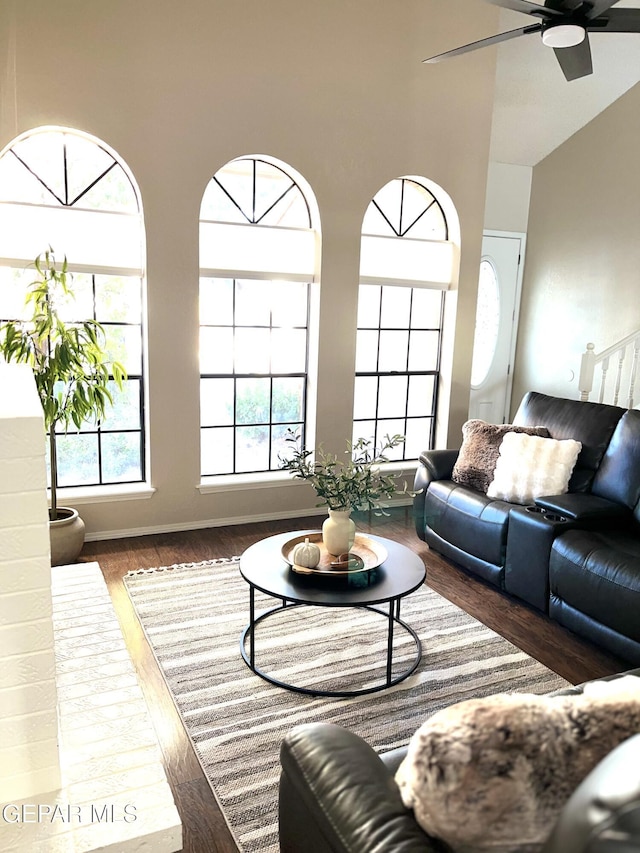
[553,33,593,79]
[423,23,542,63]
[584,0,623,19]
[545,0,584,11]
[481,0,563,19]
[587,8,640,31]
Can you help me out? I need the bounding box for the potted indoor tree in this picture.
[0,248,126,565]
[279,431,407,555]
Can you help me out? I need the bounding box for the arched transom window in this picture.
[362,177,448,240]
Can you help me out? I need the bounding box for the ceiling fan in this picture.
[423,0,640,81]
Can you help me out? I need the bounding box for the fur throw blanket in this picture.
[395,676,640,852]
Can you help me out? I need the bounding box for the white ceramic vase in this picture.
[322,508,356,556]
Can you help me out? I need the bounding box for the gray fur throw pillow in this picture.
[451,420,550,493]
[395,676,640,852]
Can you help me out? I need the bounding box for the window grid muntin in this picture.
[51,270,145,487]
[367,178,448,240]
[200,375,307,476]
[208,158,311,228]
[0,266,145,487]
[354,284,444,459]
[6,132,140,213]
[200,275,310,476]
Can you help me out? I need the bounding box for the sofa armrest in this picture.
[550,668,640,697]
[505,506,575,611]
[413,450,459,541]
[542,734,640,853]
[417,449,459,482]
[279,723,445,853]
[505,497,631,610]
[534,493,631,523]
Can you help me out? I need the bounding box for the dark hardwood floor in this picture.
[81,508,627,853]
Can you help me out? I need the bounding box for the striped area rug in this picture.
[124,557,569,852]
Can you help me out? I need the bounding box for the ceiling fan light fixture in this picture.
[541,24,586,49]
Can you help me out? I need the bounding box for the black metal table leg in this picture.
[240,601,422,698]
[386,597,395,685]
[249,584,255,670]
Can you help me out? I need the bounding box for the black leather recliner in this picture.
[547,408,640,663]
[413,391,626,588]
[279,670,640,853]
[414,392,640,663]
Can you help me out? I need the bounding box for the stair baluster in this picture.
[579,330,640,408]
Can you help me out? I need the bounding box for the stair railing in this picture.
[579,330,640,407]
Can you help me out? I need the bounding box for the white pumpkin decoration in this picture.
[292,537,321,568]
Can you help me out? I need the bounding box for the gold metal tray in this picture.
[281,532,387,576]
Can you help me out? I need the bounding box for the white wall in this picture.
[513,82,640,407]
[484,162,533,233]
[0,0,498,539]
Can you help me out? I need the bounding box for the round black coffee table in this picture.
[239,530,426,697]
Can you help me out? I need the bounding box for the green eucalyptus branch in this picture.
[279,430,409,514]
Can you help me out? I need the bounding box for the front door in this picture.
[469,231,525,424]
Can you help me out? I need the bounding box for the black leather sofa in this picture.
[413,392,640,664]
[279,670,640,852]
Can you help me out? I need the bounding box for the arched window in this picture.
[354,177,453,460]
[199,157,318,477]
[0,128,146,488]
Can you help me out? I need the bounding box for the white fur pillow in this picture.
[451,420,550,494]
[394,678,640,852]
[486,432,581,504]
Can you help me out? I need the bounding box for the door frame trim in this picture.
[481,229,527,423]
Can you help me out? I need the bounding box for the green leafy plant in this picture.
[279,431,407,513]
[0,248,126,520]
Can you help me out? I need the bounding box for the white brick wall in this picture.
[0,366,181,852]
[0,364,61,801]
[0,563,182,853]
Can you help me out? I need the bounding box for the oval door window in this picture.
[471,258,500,388]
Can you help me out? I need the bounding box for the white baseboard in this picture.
[83,498,413,542]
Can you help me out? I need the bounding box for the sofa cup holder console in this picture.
[505,504,573,611]
[525,505,569,523]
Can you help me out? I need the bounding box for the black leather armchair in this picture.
[279,723,443,852]
[279,670,640,853]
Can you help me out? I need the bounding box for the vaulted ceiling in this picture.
[489,1,640,165]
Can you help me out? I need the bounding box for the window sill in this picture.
[197,461,419,496]
[383,459,420,473]
[55,483,156,506]
[197,472,306,494]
